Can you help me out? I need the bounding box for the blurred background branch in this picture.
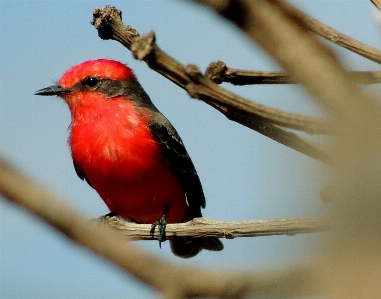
[0,155,321,298]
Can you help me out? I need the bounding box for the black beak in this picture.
[34,84,71,96]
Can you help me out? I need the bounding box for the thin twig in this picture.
[206,61,381,86]
[184,63,332,134]
[284,1,381,64]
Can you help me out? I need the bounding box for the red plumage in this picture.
[67,93,187,223]
[35,59,223,257]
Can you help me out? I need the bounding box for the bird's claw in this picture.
[98,211,118,221]
[105,211,118,218]
[150,214,167,248]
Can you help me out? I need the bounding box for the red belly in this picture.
[69,100,188,223]
[88,156,188,224]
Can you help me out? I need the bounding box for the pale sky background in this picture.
[1,1,380,298]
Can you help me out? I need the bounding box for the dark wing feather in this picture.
[73,160,94,189]
[148,112,206,218]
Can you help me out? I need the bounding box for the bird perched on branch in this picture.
[35,59,223,258]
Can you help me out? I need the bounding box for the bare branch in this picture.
[211,105,332,164]
[0,156,321,298]
[206,61,381,86]
[91,9,331,134]
[90,5,333,164]
[184,63,332,134]
[104,216,330,240]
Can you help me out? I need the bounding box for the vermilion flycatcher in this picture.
[35,59,223,258]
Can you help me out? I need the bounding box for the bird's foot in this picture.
[150,214,167,248]
[98,211,118,220]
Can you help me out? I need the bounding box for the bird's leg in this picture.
[150,213,167,248]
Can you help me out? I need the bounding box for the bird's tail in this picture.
[170,237,223,258]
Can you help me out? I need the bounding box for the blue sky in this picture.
[1,1,380,298]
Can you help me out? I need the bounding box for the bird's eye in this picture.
[84,77,100,88]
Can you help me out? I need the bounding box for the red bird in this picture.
[35,59,223,258]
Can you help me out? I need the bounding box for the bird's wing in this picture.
[148,112,206,218]
[73,160,94,189]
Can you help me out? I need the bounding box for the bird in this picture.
[34,59,223,258]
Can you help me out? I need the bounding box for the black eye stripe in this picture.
[84,77,100,87]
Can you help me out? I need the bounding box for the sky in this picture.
[1,1,380,298]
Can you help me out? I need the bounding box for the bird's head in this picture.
[34,59,139,111]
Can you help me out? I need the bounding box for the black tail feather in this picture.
[170,237,223,258]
